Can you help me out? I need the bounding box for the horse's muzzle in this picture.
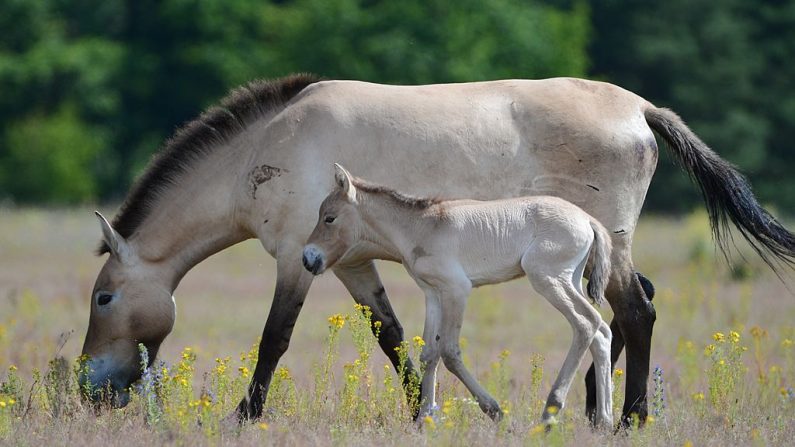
[302,245,325,275]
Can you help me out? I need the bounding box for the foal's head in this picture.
[303,164,362,275]
[79,213,176,407]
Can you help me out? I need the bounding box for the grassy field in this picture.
[1,207,793,446]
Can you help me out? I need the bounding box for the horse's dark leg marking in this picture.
[613,271,656,428]
[333,261,422,419]
[236,256,313,421]
[585,271,654,425]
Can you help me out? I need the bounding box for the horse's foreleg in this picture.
[236,252,314,421]
[333,261,422,417]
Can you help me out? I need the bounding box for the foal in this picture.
[303,164,614,428]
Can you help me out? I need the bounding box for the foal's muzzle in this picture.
[302,245,325,275]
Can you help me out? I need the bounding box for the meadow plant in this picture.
[704,330,747,418]
[676,339,699,392]
[612,367,624,420]
[651,365,666,419]
[527,353,545,419]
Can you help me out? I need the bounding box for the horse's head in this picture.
[303,164,362,275]
[79,212,176,407]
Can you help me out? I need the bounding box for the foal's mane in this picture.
[353,178,442,210]
[98,73,321,254]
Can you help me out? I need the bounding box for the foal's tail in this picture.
[645,106,795,273]
[587,216,612,306]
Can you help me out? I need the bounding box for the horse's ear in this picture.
[333,163,357,202]
[95,211,133,262]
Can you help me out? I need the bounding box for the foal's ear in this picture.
[95,211,134,262]
[333,163,357,202]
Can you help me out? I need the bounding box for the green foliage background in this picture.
[0,0,791,212]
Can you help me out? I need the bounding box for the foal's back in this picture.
[421,196,597,287]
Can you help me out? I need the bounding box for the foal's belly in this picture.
[459,246,527,288]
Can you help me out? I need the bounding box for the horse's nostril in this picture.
[302,254,311,270]
[311,258,322,274]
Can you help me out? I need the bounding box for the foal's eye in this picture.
[324,216,336,224]
[96,293,114,306]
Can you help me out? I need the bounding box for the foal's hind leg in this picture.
[585,271,654,425]
[522,252,602,426]
[588,320,613,428]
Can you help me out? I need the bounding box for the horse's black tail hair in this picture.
[645,106,795,273]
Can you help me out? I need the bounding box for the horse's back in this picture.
[256,77,658,249]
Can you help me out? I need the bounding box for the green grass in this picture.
[0,207,794,445]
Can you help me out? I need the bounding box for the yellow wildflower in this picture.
[704,344,716,356]
[692,392,705,401]
[713,332,725,342]
[423,415,436,430]
[276,367,291,380]
[729,331,740,343]
[442,400,453,415]
[614,368,624,377]
[529,424,546,436]
[782,339,794,348]
[0,401,6,408]
[8,365,17,372]
[780,387,789,397]
[546,405,558,415]
[373,320,382,329]
[327,314,346,329]
[750,326,767,339]
[683,441,694,447]
[413,335,425,348]
[258,422,269,430]
[239,366,250,378]
[8,398,15,405]
[645,415,655,424]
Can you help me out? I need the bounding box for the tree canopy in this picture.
[0,0,792,214]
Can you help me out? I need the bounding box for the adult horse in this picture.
[80,74,795,425]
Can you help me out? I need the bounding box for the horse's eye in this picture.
[97,293,113,306]
[324,216,336,224]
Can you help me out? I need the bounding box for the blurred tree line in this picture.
[0,0,791,214]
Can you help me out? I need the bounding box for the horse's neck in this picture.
[358,193,434,261]
[128,149,252,290]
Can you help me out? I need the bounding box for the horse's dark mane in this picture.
[98,73,321,254]
[353,178,442,210]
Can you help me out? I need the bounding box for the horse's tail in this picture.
[587,216,612,306]
[645,106,795,272]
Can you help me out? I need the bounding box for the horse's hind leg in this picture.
[333,261,421,416]
[236,246,314,420]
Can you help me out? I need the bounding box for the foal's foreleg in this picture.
[436,281,502,421]
[417,287,442,419]
[333,261,421,417]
